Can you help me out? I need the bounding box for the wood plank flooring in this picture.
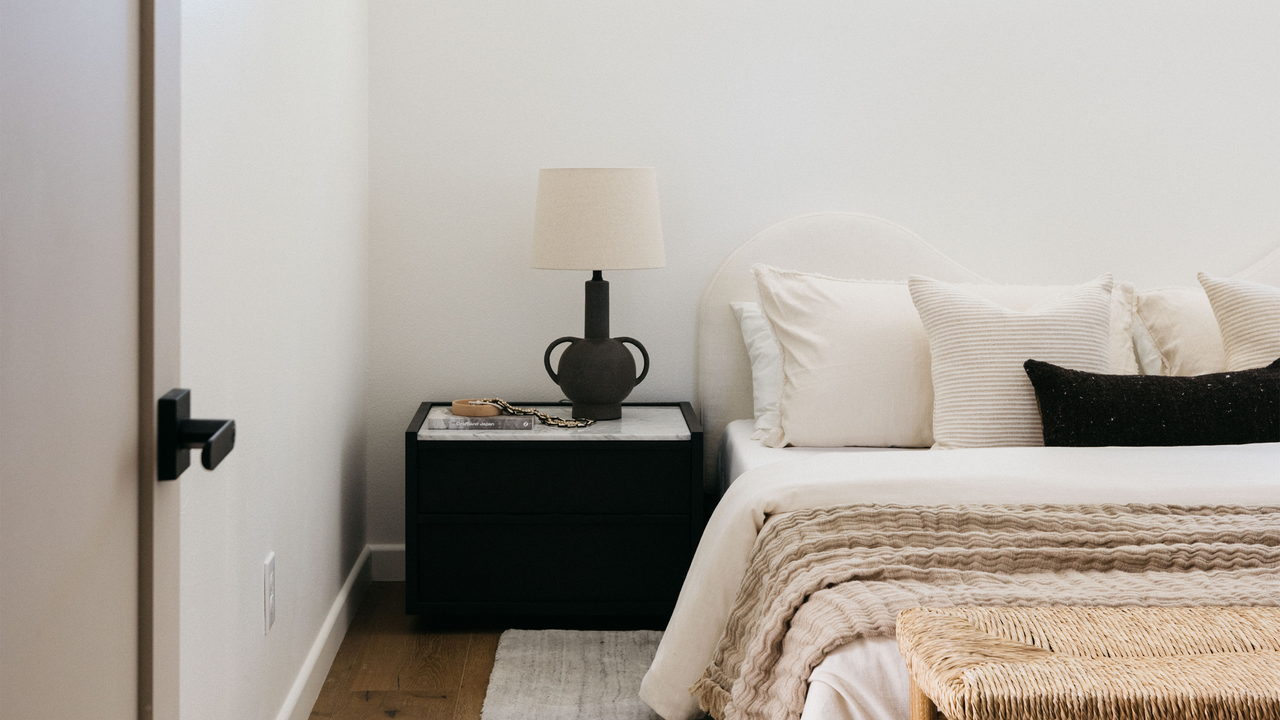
[311,582,500,720]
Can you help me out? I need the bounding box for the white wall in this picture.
[367,1,1280,546]
[180,1,368,718]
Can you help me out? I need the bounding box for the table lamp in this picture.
[532,167,665,420]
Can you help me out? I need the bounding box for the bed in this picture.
[639,212,1280,720]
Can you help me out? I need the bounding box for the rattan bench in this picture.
[897,606,1280,720]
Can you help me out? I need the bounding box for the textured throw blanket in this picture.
[690,504,1280,720]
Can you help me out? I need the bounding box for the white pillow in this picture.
[729,301,783,440]
[753,266,934,448]
[750,265,1134,448]
[909,274,1114,449]
[1131,286,1226,376]
[1108,282,1140,375]
[1198,272,1280,371]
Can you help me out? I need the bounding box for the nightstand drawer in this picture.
[414,516,690,603]
[416,441,691,514]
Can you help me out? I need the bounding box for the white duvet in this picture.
[639,443,1280,720]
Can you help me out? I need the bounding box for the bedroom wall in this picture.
[180,0,368,717]
[366,1,1280,551]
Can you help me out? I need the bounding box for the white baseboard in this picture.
[369,543,405,581]
[275,544,374,720]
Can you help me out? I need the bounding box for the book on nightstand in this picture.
[425,411,535,430]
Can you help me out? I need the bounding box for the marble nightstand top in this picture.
[417,405,691,441]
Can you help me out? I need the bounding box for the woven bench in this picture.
[897,606,1280,720]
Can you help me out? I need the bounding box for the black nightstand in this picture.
[404,401,704,628]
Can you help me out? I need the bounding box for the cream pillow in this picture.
[730,301,783,439]
[1108,282,1140,375]
[752,265,1133,448]
[753,266,933,448]
[909,274,1114,449]
[1131,286,1226,376]
[1199,272,1280,370]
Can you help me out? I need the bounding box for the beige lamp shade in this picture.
[531,168,666,270]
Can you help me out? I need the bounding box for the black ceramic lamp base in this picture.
[544,271,650,420]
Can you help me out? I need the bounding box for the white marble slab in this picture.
[418,405,690,441]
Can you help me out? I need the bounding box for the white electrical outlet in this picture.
[264,552,276,635]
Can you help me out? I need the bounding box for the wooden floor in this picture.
[310,582,501,720]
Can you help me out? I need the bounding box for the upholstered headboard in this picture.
[1235,245,1280,287]
[694,212,990,487]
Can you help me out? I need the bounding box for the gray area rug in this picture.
[481,629,662,720]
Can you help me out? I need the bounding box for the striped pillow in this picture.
[1199,273,1280,371]
[909,274,1114,449]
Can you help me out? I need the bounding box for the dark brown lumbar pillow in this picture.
[1023,358,1280,447]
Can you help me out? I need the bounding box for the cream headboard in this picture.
[1235,245,1280,286]
[694,212,990,487]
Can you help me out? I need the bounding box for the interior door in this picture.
[2,1,182,718]
[1,0,145,718]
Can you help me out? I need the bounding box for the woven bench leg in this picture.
[910,678,939,720]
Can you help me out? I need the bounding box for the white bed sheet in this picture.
[718,419,919,492]
[804,637,909,720]
[640,443,1280,720]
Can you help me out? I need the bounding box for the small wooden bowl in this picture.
[452,399,501,417]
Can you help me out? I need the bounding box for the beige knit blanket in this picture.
[690,504,1280,720]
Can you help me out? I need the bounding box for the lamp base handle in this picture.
[543,336,578,385]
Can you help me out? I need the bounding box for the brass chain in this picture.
[472,398,597,428]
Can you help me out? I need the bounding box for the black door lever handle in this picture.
[179,417,236,472]
[158,389,236,480]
